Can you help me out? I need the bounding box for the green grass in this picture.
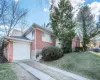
[0,63,17,80]
[41,52,100,80]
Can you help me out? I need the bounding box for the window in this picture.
[42,32,52,42]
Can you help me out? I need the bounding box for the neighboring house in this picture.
[4,23,80,62]
[89,34,100,48]
[94,34,100,47]
[72,36,80,51]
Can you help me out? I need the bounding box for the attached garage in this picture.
[13,42,30,60]
[4,36,32,62]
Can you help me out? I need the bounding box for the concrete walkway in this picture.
[25,61,88,80]
[18,62,55,80]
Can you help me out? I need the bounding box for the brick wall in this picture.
[5,41,13,62]
[35,29,55,49]
[72,37,80,48]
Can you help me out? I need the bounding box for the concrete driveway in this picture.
[12,63,39,80]
[24,61,75,80]
[24,61,88,80]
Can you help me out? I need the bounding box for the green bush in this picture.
[42,46,63,61]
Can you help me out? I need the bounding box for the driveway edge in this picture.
[17,62,55,80]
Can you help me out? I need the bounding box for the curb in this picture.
[18,62,55,80]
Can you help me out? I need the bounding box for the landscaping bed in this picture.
[41,52,100,80]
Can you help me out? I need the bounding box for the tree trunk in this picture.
[83,41,87,51]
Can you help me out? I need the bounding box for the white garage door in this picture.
[13,42,30,60]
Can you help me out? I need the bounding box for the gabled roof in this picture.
[22,23,53,36]
[22,27,33,36]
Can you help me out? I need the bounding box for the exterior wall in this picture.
[26,32,34,40]
[35,29,55,50]
[95,40,100,47]
[30,28,56,59]
[11,29,22,36]
[30,40,35,59]
[72,37,80,51]
[4,41,13,62]
[89,40,100,48]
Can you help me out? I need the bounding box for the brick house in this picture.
[72,36,80,51]
[89,34,100,49]
[4,23,80,62]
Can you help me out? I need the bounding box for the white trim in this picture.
[5,37,32,42]
[13,40,31,44]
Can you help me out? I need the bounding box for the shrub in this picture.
[42,46,63,61]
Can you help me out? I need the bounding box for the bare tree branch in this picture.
[0,0,28,36]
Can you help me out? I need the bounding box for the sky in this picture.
[17,0,100,26]
[19,0,50,26]
[0,0,100,36]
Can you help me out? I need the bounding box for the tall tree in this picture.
[77,6,100,51]
[0,0,28,36]
[97,15,100,28]
[50,0,75,53]
[49,0,55,12]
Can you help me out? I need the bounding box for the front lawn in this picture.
[0,63,17,80]
[41,52,100,80]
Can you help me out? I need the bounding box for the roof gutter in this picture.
[4,37,32,43]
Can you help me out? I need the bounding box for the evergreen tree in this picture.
[77,6,100,51]
[50,0,75,53]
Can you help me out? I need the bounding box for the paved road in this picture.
[12,63,39,80]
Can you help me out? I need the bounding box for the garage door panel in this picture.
[13,42,30,60]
